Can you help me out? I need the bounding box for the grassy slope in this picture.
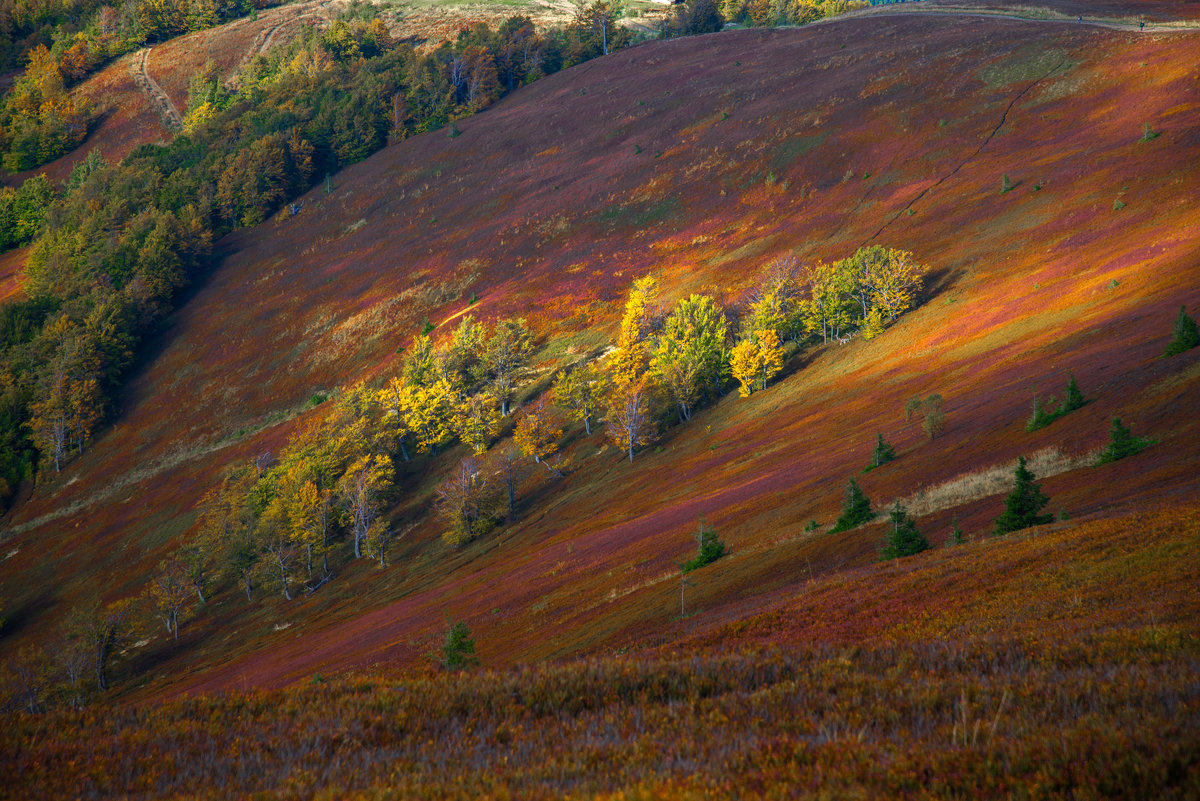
[4,505,1197,798]
[0,12,1198,703]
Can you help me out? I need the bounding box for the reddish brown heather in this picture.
[0,12,1198,705]
[1,506,1197,799]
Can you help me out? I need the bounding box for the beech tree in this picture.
[800,260,854,343]
[491,445,524,519]
[379,375,414,461]
[337,454,393,559]
[485,317,533,415]
[652,294,729,421]
[72,598,133,691]
[363,519,393,567]
[287,479,336,580]
[611,275,658,388]
[605,379,654,462]
[437,456,495,545]
[402,334,437,387]
[870,248,926,322]
[258,502,302,600]
[514,398,563,474]
[553,362,606,435]
[730,329,784,397]
[438,315,487,392]
[148,557,191,639]
[403,379,455,454]
[454,392,503,455]
[177,533,216,604]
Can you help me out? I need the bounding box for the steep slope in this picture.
[1,13,1198,699]
[0,1,343,191]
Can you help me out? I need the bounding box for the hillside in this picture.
[0,5,1198,718]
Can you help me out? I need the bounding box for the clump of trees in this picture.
[663,0,725,37]
[721,0,855,28]
[0,174,55,249]
[0,44,92,172]
[0,10,631,512]
[1026,373,1088,432]
[905,393,946,439]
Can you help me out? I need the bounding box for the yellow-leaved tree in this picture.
[605,377,655,462]
[610,275,658,389]
[871,249,926,322]
[514,398,563,475]
[552,362,607,435]
[454,392,503,455]
[730,329,784,397]
[337,454,393,560]
[402,378,455,455]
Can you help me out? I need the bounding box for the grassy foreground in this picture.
[4,506,1197,799]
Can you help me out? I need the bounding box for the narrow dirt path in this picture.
[225,0,337,90]
[130,46,184,132]
[862,54,1069,246]
[812,4,1200,33]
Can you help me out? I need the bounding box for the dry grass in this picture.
[895,446,1099,518]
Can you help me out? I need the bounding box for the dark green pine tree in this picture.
[869,433,896,469]
[994,456,1053,535]
[1096,418,1150,464]
[1164,305,1200,357]
[1059,372,1088,413]
[881,500,930,559]
[440,620,479,671]
[831,478,874,533]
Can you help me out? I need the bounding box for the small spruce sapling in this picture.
[1025,394,1050,432]
[881,500,929,560]
[1060,373,1088,413]
[994,455,1053,535]
[948,517,965,545]
[865,433,896,471]
[1096,418,1153,464]
[682,516,726,573]
[440,620,478,671]
[1164,305,1200,357]
[831,479,874,533]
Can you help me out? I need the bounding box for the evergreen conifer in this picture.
[441,620,479,671]
[1060,373,1087,413]
[1164,305,1200,357]
[682,517,726,572]
[868,433,896,470]
[994,456,1053,535]
[831,479,874,533]
[882,500,929,559]
[1096,418,1151,464]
